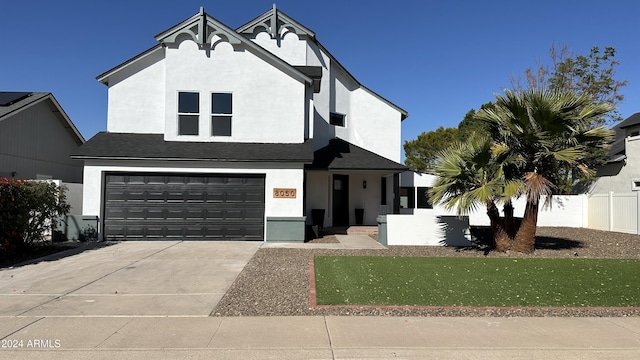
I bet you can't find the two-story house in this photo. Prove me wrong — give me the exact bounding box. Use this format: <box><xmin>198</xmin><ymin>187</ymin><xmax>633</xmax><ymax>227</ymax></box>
<box><xmin>73</xmin><ymin>6</ymin><xmax>407</xmax><ymax>241</ymax></box>
<box><xmin>590</xmin><ymin>112</ymin><xmax>640</xmax><ymax>193</ymax></box>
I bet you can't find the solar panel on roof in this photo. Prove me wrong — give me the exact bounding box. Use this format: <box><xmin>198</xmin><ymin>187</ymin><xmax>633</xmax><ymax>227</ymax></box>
<box><xmin>0</xmin><ymin>92</ymin><xmax>32</xmax><ymax>106</ymax></box>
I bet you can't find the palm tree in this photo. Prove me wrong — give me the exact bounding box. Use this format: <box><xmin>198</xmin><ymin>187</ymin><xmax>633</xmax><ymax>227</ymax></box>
<box><xmin>429</xmin><ymin>136</ymin><xmax>523</xmax><ymax>251</ymax></box>
<box><xmin>479</xmin><ymin>90</ymin><xmax>613</xmax><ymax>252</ymax></box>
<box><xmin>432</xmin><ymin>89</ymin><xmax>613</xmax><ymax>253</ymax></box>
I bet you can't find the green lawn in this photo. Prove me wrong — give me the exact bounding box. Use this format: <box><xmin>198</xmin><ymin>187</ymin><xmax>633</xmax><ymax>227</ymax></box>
<box><xmin>313</xmin><ymin>256</ymin><xmax>640</xmax><ymax>307</ymax></box>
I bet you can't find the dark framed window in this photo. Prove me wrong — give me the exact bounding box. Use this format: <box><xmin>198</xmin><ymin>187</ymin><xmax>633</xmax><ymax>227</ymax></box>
<box><xmin>330</xmin><ymin>112</ymin><xmax>345</xmax><ymax>127</ymax></box>
<box><xmin>400</xmin><ymin>187</ymin><xmax>415</xmax><ymax>209</ymax></box>
<box><xmin>212</xmin><ymin>93</ymin><xmax>232</xmax><ymax>136</ymax></box>
<box><xmin>416</xmin><ymin>187</ymin><xmax>433</xmax><ymax>209</ymax></box>
<box><xmin>178</xmin><ymin>92</ymin><xmax>199</xmax><ymax>135</ymax></box>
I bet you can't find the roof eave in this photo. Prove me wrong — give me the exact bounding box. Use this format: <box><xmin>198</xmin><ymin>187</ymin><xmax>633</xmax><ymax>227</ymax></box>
<box><xmin>98</xmin><ymin>9</ymin><xmax>312</xmax><ymax>87</ymax></box>
<box><xmin>0</xmin><ymin>93</ymin><xmax>85</xmax><ymax>145</ymax></box>
<box><xmin>71</xmin><ymin>155</ymin><xmax>313</xmax><ymax>163</ymax></box>
<box><xmin>96</xmin><ymin>45</ymin><xmax>164</xmax><ymax>85</ymax></box>
<box><xmin>46</xmin><ymin>94</ymin><xmax>86</xmax><ymax>144</ymax></box>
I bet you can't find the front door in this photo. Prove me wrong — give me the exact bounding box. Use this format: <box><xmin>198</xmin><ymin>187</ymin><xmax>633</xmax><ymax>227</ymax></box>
<box><xmin>332</xmin><ymin>174</ymin><xmax>349</xmax><ymax>226</ymax></box>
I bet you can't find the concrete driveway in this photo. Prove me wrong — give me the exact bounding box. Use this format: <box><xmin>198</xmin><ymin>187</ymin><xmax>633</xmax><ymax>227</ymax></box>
<box><xmin>2</xmin><ymin>241</ymin><xmax>640</xmax><ymax>359</ymax></box>
<box><xmin>0</xmin><ymin>241</ymin><xmax>261</xmax><ymax>317</ymax></box>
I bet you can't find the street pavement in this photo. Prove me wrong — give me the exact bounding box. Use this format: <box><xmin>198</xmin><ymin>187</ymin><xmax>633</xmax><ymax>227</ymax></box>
<box><xmin>0</xmin><ymin>240</ymin><xmax>639</xmax><ymax>359</ymax></box>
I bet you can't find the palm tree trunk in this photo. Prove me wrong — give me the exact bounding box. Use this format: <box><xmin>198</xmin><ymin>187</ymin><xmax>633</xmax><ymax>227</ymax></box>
<box><xmin>503</xmin><ymin>200</ymin><xmax>516</xmax><ymax>239</ymax></box>
<box><xmin>513</xmin><ymin>199</ymin><xmax>539</xmax><ymax>253</ymax></box>
<box><xmin>486</xmin><ymin>200</ymin><xmax>512</xmax><ymax>251</ymax></box>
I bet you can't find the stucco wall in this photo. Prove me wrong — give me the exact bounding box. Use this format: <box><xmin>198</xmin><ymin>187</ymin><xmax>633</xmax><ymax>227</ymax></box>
<box><xmin>348</xmin><ymin>88</ymin><xmax>402</xmax><ymax>162</ymax></box>
<box><xmin>249</xmin><ymin>31</ymin><xmax>307</xmax><ymax>65</ymax></box>
<box><xmin>387</xmin><ymin>211</ymin><xmax>472</xmax><ymax>246</ymax></box>
<box><xmin>306</xmin><ymin>171</ymin><xmax>389</xmax><ymax>227</ymax></box>
<box><xmin>107</xmin><ymin>48</ymin><xmax>166</xmax><ymax>134</ymax></box>
<box><xmin>305</xmin><ymin>171</ymin><xmax>330</xmax><ymax>227</ymax></box>
<box><xmin>306</xmin><ymin>42</ymin><xmax>403</xmax><ymax>160</ymax></box>
<box><xmin>591</xmin><ymin>136</ymin><xmax>640</xmax><ymax>193</ymax></box>
<box><xmin>163</xmin><ymin>38</ymin><xmax>306</xmax><ymax>143</ymax></box>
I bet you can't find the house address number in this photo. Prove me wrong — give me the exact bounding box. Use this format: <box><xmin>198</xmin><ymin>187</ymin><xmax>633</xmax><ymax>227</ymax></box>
<box><xmin>273</xmin><ymin>188</ymin><xmax>296</xmax><ymax>198</ymax></box>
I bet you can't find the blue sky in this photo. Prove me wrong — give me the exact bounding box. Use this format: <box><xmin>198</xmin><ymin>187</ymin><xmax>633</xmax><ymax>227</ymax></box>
<box><xmin>2</xmin><ymin>0</ymin><xmax>639</xmax><ymax>157</ymax></box>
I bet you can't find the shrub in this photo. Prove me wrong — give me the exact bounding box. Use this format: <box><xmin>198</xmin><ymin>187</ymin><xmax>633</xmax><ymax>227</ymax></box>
<box><xmin>0</xmin><ymin>178</ymin><xmax>70</xmax><ymax>255</ymax></box>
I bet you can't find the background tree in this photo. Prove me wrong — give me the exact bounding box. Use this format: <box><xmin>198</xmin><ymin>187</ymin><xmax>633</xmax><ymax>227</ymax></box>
<box><xmin>403</xmin><ymin>126</ymin><xmax>458</xmax><ymax>172</ymax></box>
<box><xmin>404</xmin><ymin>103</ymin><xmax>494</xmax><ymax>173</ymax></box>
<box><xmin>513</xmin><ymin>44</ymin><xmax>627</xmax><ymax>125</ymax></box>
<box><xmin>457</xmin><ymin>103</ymin><xmax>494</xmax><ymax>142</ymax></box>
<box><xmin>510</xmin><ymin>45</ymin><xmax>627</xmax><ymax>193</ymax></box>
<box><xmin>431</xmin><ymin>90</ymin><xmax>613</xmax><ymax>253</ymax></box>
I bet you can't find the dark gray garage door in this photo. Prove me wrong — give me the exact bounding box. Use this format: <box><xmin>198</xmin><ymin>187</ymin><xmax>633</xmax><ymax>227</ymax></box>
<box><xmin>103</xmin><ymin>173</ymin><xmax>265</xmax><ymax>240</ymax></box>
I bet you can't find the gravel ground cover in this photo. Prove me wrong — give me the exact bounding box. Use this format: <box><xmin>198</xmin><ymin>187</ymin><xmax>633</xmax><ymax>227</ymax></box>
<box><xmin>212</xmin><ymin>227</ymin><xmax>640</xmax><ymax>317</ymax></box>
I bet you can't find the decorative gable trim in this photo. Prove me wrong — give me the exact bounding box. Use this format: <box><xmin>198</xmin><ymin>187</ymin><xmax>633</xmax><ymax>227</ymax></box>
<box><xmin>237</xmin><ymin>6</ymin><xmax>408</xmax><ymax>121</ymax></box>
<box><xmin>237</xmin><ymin>4</ymin><xmax>316</xmax><ymax>40</ymax></box>
<box><xmin>98</xmin><ymin>8</ymin><xmax>313</xmax><ymax>87</ymax></box>
<box><xmin>154</xmin><ymin>7</ymin><xmax>242</xmax><ymax>47</ymax></box>
<box><xmin>153</xmin><ymin>7</ymin><xmax>312</xmax><ymax>86</ymax></box>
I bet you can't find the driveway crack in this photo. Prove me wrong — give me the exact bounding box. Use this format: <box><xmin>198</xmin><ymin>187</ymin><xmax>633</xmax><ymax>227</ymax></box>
<box><xmin>0</xmin><ymin>317</ymin><xmax>45</xmax><ymax>339</ymax></box>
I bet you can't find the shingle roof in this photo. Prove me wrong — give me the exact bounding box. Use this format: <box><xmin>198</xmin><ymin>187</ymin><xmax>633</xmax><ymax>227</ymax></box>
<box><xmin>72</xmin><ymin>132</ymin><xmax>314</xmax><ymax>162</ymax></box>
<box><xmin>617</xmin><ymin>113</ymin><xmax>640</xmax><ymax>130</ymax></box>
<box><xmin>308</xmin><ymin>138</ymin><xmax>407</xmax><ymax>171</ymax></box>
<box><xmin>0</xmin><ymin>92</ymin><xmax>50</xmax><ymax>118</ymax></box>
<box><xmin>604</xmin><ymin>112</ymin><xmax>640</xmax><ymax>163</ymax></box>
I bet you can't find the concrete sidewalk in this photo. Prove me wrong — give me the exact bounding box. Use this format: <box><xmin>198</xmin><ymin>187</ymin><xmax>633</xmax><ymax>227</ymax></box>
<box><xmin>1</xmin><ymin>241</ymin><xmax>640</xmax><ymax>359</ymax></box>
<box><xmin>0</xmin><ymin>316</ymin><xmax>639</xmax><ymax>359</ymax></box>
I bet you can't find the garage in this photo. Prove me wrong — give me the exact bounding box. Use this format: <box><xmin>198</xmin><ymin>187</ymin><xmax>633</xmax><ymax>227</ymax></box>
<box><xmin>103</xmin><ymin>172</ymin><xmax>265</xmax><ymax>240</ymax></box>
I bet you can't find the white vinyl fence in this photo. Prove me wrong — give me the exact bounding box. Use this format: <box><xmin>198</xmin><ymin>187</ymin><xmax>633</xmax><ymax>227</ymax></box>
<box><xmin>588</xmin><ymin>192</ymin><xmax>640</xmax><ymax>235</ymax></box>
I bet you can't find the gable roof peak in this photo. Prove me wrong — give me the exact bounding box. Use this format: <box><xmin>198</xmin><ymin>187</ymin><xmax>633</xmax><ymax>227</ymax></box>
<box><xmin>236</xmin><ymin>5</ymin><xmax>315</xmax><ymax>40</ymax></box>
<box><xmin>154</xmin><ymin>8</ymin><xmax>242</xmax><ymax>47</ymax></box>
<box><xmin>98</xmin><ymin>7</ymin><xmax>314</xmax><ymax>86</ymax></box>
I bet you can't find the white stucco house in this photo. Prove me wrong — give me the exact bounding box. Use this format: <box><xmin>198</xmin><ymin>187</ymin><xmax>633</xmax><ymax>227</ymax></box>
<box><xmin>73</xmin><ymin>7</ymin><xmax>407</xmax><ymax>241</ymax></box>
<box><xmin>590</xmin><ymin>113</ymin><xmax>640</xmax><ymax>194</ymax></box>
<box><xmin>0</xmin><ymin>92</ymin><xmax>85</xmax><ymax>183</ymax></box>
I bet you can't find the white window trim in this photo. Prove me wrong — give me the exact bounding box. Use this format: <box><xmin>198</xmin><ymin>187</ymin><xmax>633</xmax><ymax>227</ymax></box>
<box><xmin>177</xmin><ymin>91</ymin><xmax>200</xmax><ymax>136</ymax></box>
<box><xmin>210</xmin><ymin>91</ymin><xmax>233</xmax><ymax>137</ymax></box>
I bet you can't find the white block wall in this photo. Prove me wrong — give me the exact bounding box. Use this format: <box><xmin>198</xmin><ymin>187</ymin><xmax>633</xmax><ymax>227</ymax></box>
<box><xmin>468</xmin><ymin>195</ymin><xmax>588</xmax><ymax>228</ymax></box>
<box><xmin>387</xmin><ymin>210</ymin><xmax>472</xmax><ymax>246</ymax></box>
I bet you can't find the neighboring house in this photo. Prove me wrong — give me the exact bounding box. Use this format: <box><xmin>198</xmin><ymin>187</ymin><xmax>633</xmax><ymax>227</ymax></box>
<box><xmin>0</xmin><ymin>92</ymin><xmax>85</xmax><ymax>183</ymax></box>
<box><xmin>590</xmin><ymin>113</ymin><xmax>640</xmax><ymax>194</ymax></box>
<box><xmin>73</xmin><ymin>7</ymin><xmax>408</xmax><ymax>241</ymax></box>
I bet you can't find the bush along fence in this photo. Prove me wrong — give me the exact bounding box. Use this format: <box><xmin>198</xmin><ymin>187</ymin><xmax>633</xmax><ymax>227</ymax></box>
<box><xmin>0</xmin><ymin>178</ymin><xmax>70</xmax><ymax>255</ymax></box>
